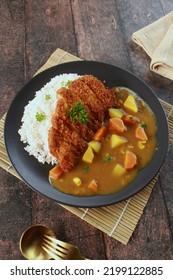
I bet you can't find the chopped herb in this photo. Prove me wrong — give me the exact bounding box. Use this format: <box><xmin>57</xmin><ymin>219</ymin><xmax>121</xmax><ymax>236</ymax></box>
<box><xmin>45</xmin><ymin>94</ymin><xmax>51</xmax><ymax>100</ymax></box>
<box><xmin>140</xmin><ymin>122</ymin><xmax>147</xmax><ymax>128</ymax></box>
<box><xmin>67</xmin><ymin>102</ymin><xmax>89</xmax><ymax>125</ymax></box>
<box><xmin>35</xmin><ymin>112</ymin><xmax>46</xmax><ymax>122</ymax></box>
<box><xmin>138</xmin><ymin>109</ymin><xmax>142</xmax><ymax>113</ymax></box>
<box><xmin>65</xmin><ymin>80</ymin><xmax>71</xmax><ymax>86</ymax></box>
<box><xmin>102</xmin><ymin>154</ymin><xmax>113</xmax><ymax>163</ymax></box>
<box><xmin>83</xmin><ymin>166</ymin><xmax>90</xmax><ymax>173</ymax></box>
<box><xmin>61</xmin><ymin>80</ymin><xmax>71</xmax><ymax>87</ymax></box>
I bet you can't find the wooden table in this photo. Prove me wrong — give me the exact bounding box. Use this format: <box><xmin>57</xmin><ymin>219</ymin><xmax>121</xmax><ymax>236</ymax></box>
<box><xmin>0</xmin><ymin>0</ymin><xmax>173</xmax><ymax>260</ymax></box>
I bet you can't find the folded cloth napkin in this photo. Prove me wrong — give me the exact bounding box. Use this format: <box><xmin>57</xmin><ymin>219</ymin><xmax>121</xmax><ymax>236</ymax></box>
<box><xmin>132</xmin><ymin>11</ymin><xmax>173</xmax><ymax>80</ymax></box>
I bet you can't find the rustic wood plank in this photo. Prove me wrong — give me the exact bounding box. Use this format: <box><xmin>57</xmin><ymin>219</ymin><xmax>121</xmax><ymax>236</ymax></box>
<box><xmin>160</xmin><ymin>0</ymin><xmax>173</xmax><ymax>14</ymax></box>
<box><xmin>0</xmin><ymin>0</ymin><xmax>25</xmax><ymax>117</ymax></box>
<box><xmin>0</xmin><ymin>169</ymin><xmax>32</xmax><ymax>259</ymax></box>
<box><xmin>71</xmin><ymin>0</ymin><xmax>131</xmax><ymax>69</ymax></box>
<box><xmin>0</xmin><ymin>0</ymin><xmax>31</xmax><ymax>260</ymax></box>
<box><xmin>159</xmin><ymin>147</ymin><xmax>173</xmax><ymax>239</ymax></box>
<box><xmin>24</xmin><ymin>0</ymin><xmax>77</xmax><ymax>79</ymax></box>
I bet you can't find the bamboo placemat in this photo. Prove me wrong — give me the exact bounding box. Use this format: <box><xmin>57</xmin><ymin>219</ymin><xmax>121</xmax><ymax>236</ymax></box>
<box><xmin>0</xmin><ymin>48</ymin><xmax>173</xmax><ymax>245</ymax></box>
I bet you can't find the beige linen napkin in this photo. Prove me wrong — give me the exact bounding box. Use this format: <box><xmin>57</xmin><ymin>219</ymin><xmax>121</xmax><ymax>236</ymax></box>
<box><xmin>132</xmin><ymin>11</ymin><xmax>173</xmax><ymax>80</ymax></box>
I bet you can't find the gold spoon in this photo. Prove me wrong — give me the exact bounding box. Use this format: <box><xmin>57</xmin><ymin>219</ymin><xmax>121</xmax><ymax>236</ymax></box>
<box><xmin>19</xmin><ymin>224</ymin><xmax>56</xmax><ymax>260</ymax></box>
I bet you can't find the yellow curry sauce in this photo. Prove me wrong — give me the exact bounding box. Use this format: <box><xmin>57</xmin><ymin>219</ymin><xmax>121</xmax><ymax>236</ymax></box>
<box><xmin>49</xmin><ymin>87</ymin><xmax>157</xmax><ymax>196</ymax></box>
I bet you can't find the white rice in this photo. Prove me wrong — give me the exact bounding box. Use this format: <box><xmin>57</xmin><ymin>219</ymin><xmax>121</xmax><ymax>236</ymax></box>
<box><xmin>18</xmin><ymin>73</ymin><xmax>80</xmax><ymax>164</ymax></box>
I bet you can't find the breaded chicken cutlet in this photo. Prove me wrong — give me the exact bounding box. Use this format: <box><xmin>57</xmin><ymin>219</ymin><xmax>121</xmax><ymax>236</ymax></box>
<box><xmin>48</xmin><ymin>75</ymin><xmax>116</xmax><ymax>172</ymax></box>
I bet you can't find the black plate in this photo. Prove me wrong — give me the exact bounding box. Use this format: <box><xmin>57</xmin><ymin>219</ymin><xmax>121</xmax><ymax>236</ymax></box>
<box><xmin>4</xmin><ymin>61</ymin><xmax>169</xmax><ymax>207</ymax></box>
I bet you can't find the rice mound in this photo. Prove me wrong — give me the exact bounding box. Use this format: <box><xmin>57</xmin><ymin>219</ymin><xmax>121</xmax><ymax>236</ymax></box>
<box><xmin>18</xmin><ymin>73</ymin><xmax>80</xmax><ymax>164</ymax></box>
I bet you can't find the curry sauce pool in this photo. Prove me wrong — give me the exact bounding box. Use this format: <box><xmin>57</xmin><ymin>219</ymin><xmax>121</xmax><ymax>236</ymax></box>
<box><xmin>49</xmin><ymin>87</ymin><xmax>157</xmax><ymax>196</ymax></box>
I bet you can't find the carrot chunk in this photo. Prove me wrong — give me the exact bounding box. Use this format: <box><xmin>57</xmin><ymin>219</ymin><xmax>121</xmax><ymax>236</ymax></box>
<box><xmin>122</xmin><ymin>114</ymin><xmax>139</xmax><ymax>125</ymax></box>
<box><xmin>88</xmin><ymin>179</ymin><xmax>98</xmax><ymax>193</ymax></box>
<box><xmin>49</xmin><ymin>165</ymin><xmax>64</xmax><ymax>180</ymax></box>
<box><xmin>135</xmin><ymin>125</ymin><xmax>148</xmax><ymax>141</ymax></box>
<box><xmin>124</xmin><ymin>150</ymin><xmax>137</xmax><ymax>170</ymax></box>
<box><xmin>93</xmin><ymin>126</ymin><xmax>107</xmax><ymax>141</ymax></box>
<box><xmin>108</xmin><ymin>118</ymin><xmax>126</xmax><ymax>134</ymax></box>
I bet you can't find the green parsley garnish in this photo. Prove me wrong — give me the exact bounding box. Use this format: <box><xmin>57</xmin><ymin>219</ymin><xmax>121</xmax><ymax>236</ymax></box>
<box><xmin>67</xmin><ymin>102</ymin><xmax>89</xmax><ymax>125</ymax></box>
<box><xmin>61</xmin><ymin>80</ymin><xmax>71</xmax><ymax>87</ymax></box>
<box><xmin>102</xmin><ymin>154</ymin><xmax>113</xmax><ymax>163</ymax></box>
<box><xmin>35</xmin><ymin>112</ymin><xmax>46</xmax><ymax>122</ymax></box>
<box><xmin>45</xmin><ymin>94</ymin><xmax>51</xmax><ymax>100</ymax></box>
<box><xmin>65</xmin><ymin>80</ymin><xmax>71</xmax><ymax>86</ymax></box>
<box><xmin>140</xmin><ymin>122</ymin><xmax>147</xmax><ymax>128</ymax></box>
<box><xmin>83</xmin><ymin>166</ymin><xmax>90</xmax><ymax>173</ymax></box>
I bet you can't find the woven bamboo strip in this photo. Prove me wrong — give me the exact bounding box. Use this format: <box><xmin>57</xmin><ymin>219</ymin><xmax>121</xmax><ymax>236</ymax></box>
<box><xmin>116</xmin><ymin>218</ymin><xmax>137</xmax><ymax>231</ymax></box>
<box><xmin>159</xmin><ymin>99</ymin><xmax>172</xmax><ymax>113</ymax></box>
<box><xmin>0</xmin><ymin>154</ymin><xmax>11</xmax><ymax>164</ymax></box>
<box><xmin>168</xmin><ymin>111</ymin><xmax>173</xmax><ymax>144</ymax></box>
<box><xmin>0</xmin><ymin>141</ymin><xmax>6</xmax><ymax>149</ymax></box>
<box><xmin>103</xmin><ymin>204</ymin><xmax>140</xmax><ymax>220</ymax></box>
<box><xmin>104</xmin><ymin>205</ymin><xmax>141</xmax><ymax>218</ymax></box>
<box><xmin>85</xmin><ymin>207</ymin><xmax>137</xmax><ymax>230</ymax></box>
<box><xmin>0</xmin><ymin>48</ymin><xmax>173</xmax><ymax>245</ymax></box>
<box><xmin>130</xmin><ymin>198</ymin><xmax>148</xmax><ymax>209</ymax></box>
<box><xmin>120</xmin><ymin>207</ymin><xmax>141</xmax><ymax>218</ymax></box>
<box><xmin>0</xmin><ymin>148</ymin><xmax>7</xmax><ymax>156</ymax></box>
<box><xmin>86</xmin><ymin>207</ymin><xmax>122</xmax><ymax>223</ymax></box>
<box><xmin>0</xmin><ymin>124</ymin><xmax>4</xmax><ymax>131</ymax></box>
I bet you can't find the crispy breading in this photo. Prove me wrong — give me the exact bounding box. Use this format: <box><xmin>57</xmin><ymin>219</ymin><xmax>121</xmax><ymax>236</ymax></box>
<box><xmin>57</xmin><ymin>88</ymin><xmax>92</xmax><ymax>140</ymax></box>
<box><xmin>57</xmin><ymin>87</ymin><xmax>100</xmax><ymax>136</ymax></box>
<box><xmin>49</xmin><ymin>128</ymin><xmax>83</xmax><ymax>172</ymax></box>
<box><xmin>49</xmin><ymin>114</ymin><xmax>87</xmax><ymax>172</ymax></box>
<box><xmin>69</xmin><ymin>80</ymin><xmax>105</xmax><ymax>123</ymax></box>
<box><xmin>79</xmin><ymin>75</ymin><xmax>116</xmax><ymax>109</ymax></box>
<box><xmin>48</xmin><ymin>75</ymin><xmax>116</xmax><ymax>172</ymax></box>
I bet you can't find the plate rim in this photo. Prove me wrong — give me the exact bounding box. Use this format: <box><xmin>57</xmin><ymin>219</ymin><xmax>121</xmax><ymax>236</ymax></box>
<box><xmin>4</xmin><ymin>60</ymin><xmax>169</xmax><ymax>207</ymax></box>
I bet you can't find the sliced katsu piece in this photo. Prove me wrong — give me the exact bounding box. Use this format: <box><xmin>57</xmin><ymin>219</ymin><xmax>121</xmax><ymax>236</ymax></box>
<box><xmin>57</xmin><ymin>87</ymin><xmax>80</xmax><ymax>108</ymax></box>
<box><xmin>49</xmin><ymin>115</ymin><xmax>87</xmax><ymax>172</ymax></box>
<box><xmin>49</xmin><ymin>127</ymin><xmax>85</xmax><ymax>172</ymax></box>
<box><xmin>57</xmin><ymin>87</ymin><xmax>101</xmax><ymax>136</ymax></box>
<box><xmin>79</xmin><ymin>75</ymin><xmax>116</xmax><ymax>109</ymax></box>
<box><xmin>68</xmin><ymin>79</ymin><xmax>105</xmax><ymax>123</ymax></box>
<box><xmin>56</xmin><ymin>88</ymin><xmax>92</xmax><ymax>140</ymax></box>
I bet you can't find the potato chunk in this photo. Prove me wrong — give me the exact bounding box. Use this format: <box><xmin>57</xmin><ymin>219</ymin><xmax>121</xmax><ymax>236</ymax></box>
<box><xmin>82</xmin><ymin>146</ymin><xmax>94</xmax><ymax>163</ymax></box>
<box><xmin>88</xmin><ymin>140</ymin><xmax>101</xmax><ymax>153</ymax></box>
<box><xmin>73</xmin><ymin>177</ymin><xmax>82</xmax><ymax>186</ymax></box>
<box><xmin>110</xmin><ymin>134</ymin><xmax>128</xmax><ymax>148</ymax></box>
<box><xmin>138</xmin><ymin>140</ymin><xmax>146</xmax><ymax>150</ymax></box>
<box><xmin>112</xmin><ymin>164</ymin><xmax>126</xmax><ymax>176</ymax></box>
<box><xmin>109</xmin><ymin>108</ymin><xmax>124</xmax><ymax>119</ymax></box>
<box><xmin>124</xmin><ymin>95</ymin><xmax>138</xmax><ymax>113</ymax></box>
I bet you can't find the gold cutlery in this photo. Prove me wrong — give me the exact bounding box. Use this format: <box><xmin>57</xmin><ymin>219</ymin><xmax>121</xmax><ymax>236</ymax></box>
<box><xmin>19</xmin><ymin>224</ymin><xmax>56</xmax><ymax>260</ymax></box>
<box><xmin>42</xmin><ymin>234</ymin><xmax>86</xmax><ymax>260</ymax></box>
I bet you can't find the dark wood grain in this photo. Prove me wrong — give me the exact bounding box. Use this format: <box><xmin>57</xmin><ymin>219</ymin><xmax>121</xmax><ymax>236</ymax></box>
<box><xmin>0</xmin><ymin>0</ymin><xmax>173</xmax><ymax>260</ymax></box>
